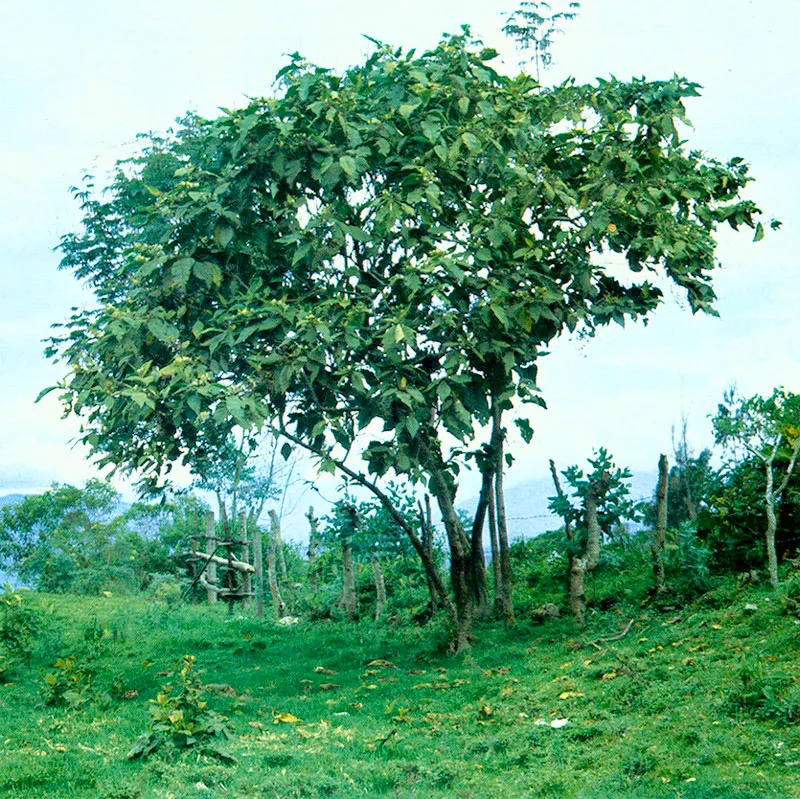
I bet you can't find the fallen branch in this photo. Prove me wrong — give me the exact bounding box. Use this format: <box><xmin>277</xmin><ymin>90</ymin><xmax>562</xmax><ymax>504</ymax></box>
<box><xmin>378</xmin><ymin>728</ymin><xmax>397</xmax><ymax>748</ymax></box>
<box><xmin>585</xmin><ymin>618</ymin><xmax>635</xmax><ymax>648</ymax></box>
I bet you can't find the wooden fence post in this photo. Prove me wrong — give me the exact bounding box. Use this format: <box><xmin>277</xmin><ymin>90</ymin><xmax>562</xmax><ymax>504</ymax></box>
<box><xmin>205</xmin><ymin>510</ymin><xmax>217</xmax><ymax>605</ymax></box>
<box><xmin>240</xmin><ymin>510</ymin><xmax>251</xmax><ymax>611</ymax></box>
<box><xmin>253</xmin><ymin>524</ymin><xmax>264</xmax><ymax>618</ymax></box>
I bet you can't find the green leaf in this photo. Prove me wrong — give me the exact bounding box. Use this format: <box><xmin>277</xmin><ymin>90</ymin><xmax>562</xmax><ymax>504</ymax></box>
<box><xmin>35</xmin><ymin>386</ymin><xmax>57</xmax><ymax>403</ymax></box>
<box><xmin>461</xmin><ymin>132</ymin><xmax>481</xmax><ymax>153</ymax></box>
<box><xmin>281</xmin><ymin>442</ymin><xmax>293</xmax><ymax>460</ymax></box>
<box><xmin>514</xmin><ymin>418</ymin><xmax>535</xmax><ymax>444</ymax></box>
<box><xmin>339</xmin><ymin>155</ymin><xmax>358</xmax><ymax>179</ymax></box>
<box><xmin>214</xmin><ymin>223</ymin><xmax>234</xmax><ymax>249</ymax></box>
<box><xmin>319</xmin><ymin>459</ymin><xmax>337</xmax><ymax>475</ymax></box>
<box><xmin>194</xmin><ymin>262</ymin><xmax>223</xmax><ymax>287</ymax></box>
<box><xmin>398</xmin><ymin>103</ymin><xmax>420</xmax><ymax>119</ymax></box>
<box><xmin>171</xmin><ymin>258</ymin><xmax>194</xmax><ymax>288</ymax></box>
<box><xmin>753</xmin><ymin>222</ymin><xmax>764</xmax><ymax>242</ymax></box>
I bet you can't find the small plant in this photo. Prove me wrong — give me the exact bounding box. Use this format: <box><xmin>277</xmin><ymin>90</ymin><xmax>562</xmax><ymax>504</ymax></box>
<box><xmin>724</xmin><ymin>659</ymin><xmax>800</xmax><ymax>725</ymax></box>
<box><xmin>779</xmin><ymin>570</ymin><xmax>800</xmax><ymax>617</ymax></box>
<box><xmin>0</xmin><ymin>586</ymin><xmax>43</xmax><ymax>669</ymax></box>
<box><xmin>127</xmin><ymin>655</ymin><xmax>232</xmax><ymax>761</ymax></box>
<box><xmin>41</xmin><ymin>657</ymin><xmax>93</xmax><ymax>709</ymax></box>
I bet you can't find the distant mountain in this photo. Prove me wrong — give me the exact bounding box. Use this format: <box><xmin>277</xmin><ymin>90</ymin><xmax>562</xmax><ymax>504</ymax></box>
<box><xmin>0</xmin><ymin>494</ymin><xmax>27</xmax><ymax>508</ymax></box>
<box><xmin>457</xmin><ymin>470</ymin><xmax>658</xmax><ymax>542</ymax></box>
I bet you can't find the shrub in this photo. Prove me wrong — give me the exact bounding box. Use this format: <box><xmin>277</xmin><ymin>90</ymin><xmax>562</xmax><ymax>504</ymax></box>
<box><xmin>724</xmin><ymin>658</ymin><xmax>800</xmax><ymax>725</ymax></box>
<box><xmin>41</xmin><ymin>657</ymin><xmax>94</xmax><ymax>709</ymax></box>
<box><xmin>127</xmin><ymin>655</ymin><xmax>232</xmax><ymax>761</ymax></box>
<box><xmin>0</xmin><ymin>586</ymin><xmax>43</xmax><ymax>668</ymax></box>
<box><xmin>663</xmin><ymin>522</ymin><xmax>714</xmax><ymax>602</ymax></box>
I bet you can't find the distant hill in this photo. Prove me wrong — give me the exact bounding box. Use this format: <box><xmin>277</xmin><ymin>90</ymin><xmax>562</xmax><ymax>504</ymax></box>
<box><xmin>0</xmin><ymin>494</ymin><xmax>28</xmax><ymax>508</ymax></box>
<box><xmin>457</xmin><ymin>470</ymin><xmax>658</xmax><ymax>542</ymax></box>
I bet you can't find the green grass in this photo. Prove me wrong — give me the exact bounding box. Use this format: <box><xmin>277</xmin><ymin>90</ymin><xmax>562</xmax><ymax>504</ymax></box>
<box><xmin>2</xmin><ymin>581</ymin><xmax>800</xmax><ymax>798</ymax></box>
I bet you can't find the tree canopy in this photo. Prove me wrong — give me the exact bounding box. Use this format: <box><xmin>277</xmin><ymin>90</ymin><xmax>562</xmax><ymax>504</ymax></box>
<box><xmin>45</xmin><ymin>29</ymin><xmax>768</xmax><ymax>647</ymax></box>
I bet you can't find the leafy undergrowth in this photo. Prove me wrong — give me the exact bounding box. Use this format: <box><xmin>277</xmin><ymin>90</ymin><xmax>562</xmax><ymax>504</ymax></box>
<box><xmin>2</xmin><ymin>582</ymin><xmax>800</xmax><ymax>798</ymax></box>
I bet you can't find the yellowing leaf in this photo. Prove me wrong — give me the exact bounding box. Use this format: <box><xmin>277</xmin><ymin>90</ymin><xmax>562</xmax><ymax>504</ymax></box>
<box><xmin>366</xmin><ymin>659</ymin><xmax>398</xmax><ymax>669</ymax></box>
<box><xmin>273</xmin><ymin>712</ymin><xmax>300</xmax><ymax>724</ymax></box>
<box><xmin>558</xmin><ymin>691</ymin><xmax>585</xmax><ymax>699</ymax></box>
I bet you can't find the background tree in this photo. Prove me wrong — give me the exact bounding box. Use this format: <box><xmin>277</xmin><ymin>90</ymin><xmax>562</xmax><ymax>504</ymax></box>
<box><xmin>503</xmin><ymin>0</ymin><xmax>580</xmax><ymax>79</ymax></box>
<box><xmin>711</xmin><ymin>387</ymin><xmax>800</xmax><ymax>588</ymax></box>
<box><xmin>548</xmin><ymin>448</ymin><xmax>641</xmax><ymax>625</ymax></box>
<box><xmin>0</xmin><ymin>480</ymin><xmax>188</xmax><ymax>594</ymax></box>
<box><xmin>45</xmin><ymin>28</ymin><xmax>769</xmax><ymax>649</ymax></box>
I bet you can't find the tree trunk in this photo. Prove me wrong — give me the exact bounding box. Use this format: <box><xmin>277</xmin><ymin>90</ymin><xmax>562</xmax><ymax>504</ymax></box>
<box><xmin>765</xmin><ymin>463</ymin><xmax>780</xmax><ymax>589</ymax></box>
<box><xmin>190</xmin><ymin>511</ymin><xmax>199</xmax><ymax>605</ymax></box>
<box><xmin>341</xmin><ymin>537</ymin><xmax>358</xmax><ymax>621</ymax></box>
<box><xmin>492</xmin><ymin>402</ymin><xmax>514</xmax><ymax>624</ymax></box>
<box><xmin>652</xmin><ymin>454</ymin><xmax>669</xmax><ymax>597</ymax></box>
<box><xmin>488</xmin><ymin>479</ymin><xmax>502</xmax><ymax>616</ymax></box>
<box><xmin>469</xmin><ymin>465</ymin><xmax>493</xmax><ymax>616</ymax></box>
<box><xmin>252</xmin><ymin>523</ymin><xmax>265</xmax><ymax>618</ymax></box>
<box><xmin>428</xmin><ymin>464</ymin><xmax>472</xmax><ymax>651</ymax></box>
<box><xmin>275</xmin><ymin>515</ymin><xmax>288</xmax><ymax>580</ymax></box>
<box><xmin>371</xmin><ymin>554</ymin><xmax>387</xmax><ymax>621</ymax></box>
<box><xmin>204</xmin><ymin>511</ymin><xmax>217</xmax><ymax>605</ymax></box>
<box><xmin>239</xmin><ymin>511</ymin><xmax>251</xmax><ymax>610</ymax></box>
<box><xmin>418</xmin><ymin>495</ymin><xmax>440</xmax><ymax>614</ymax></box>
<box><xmin>267</xmin><ymin>510</ymin><xmax>286</xmax><ymax>619</ymax></box>
<box><xmin>306</xmin><ymin>506</ymin><xmax>320</xmax><ymax>591</ymax></box>
<box><xmin>570</xmin><ymin>477</ymin><xmax>605</xmax><ymax>627</ymax></box>
<box><xmin>673</xmin><ymin>417</ymin><xmax>697</xmax><ymax>522</ymax></box>
<box><xmin>568</xmin><ymin>555</ymin><xmax>587</xmax><ymax>627</ymax></box>
<box><xmin>216</xmin><ymin>491</ymin><xmax>229</xmax><ymax>540</ymax></box>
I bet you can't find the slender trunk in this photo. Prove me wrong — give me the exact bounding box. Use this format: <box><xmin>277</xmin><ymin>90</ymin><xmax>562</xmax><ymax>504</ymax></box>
<box><xmin>568</xmin><ymin>556</ymin><xmax>587</xmax><ymax>627</ymax></box>
<box><xmin>765</xmin><ymin>462</ymin><xmax>779</xmax><ymax>589</ymax></box>
<box><xmin>570</xmin><ymin>476</ymin><xmax>606</xmax><ymax>627</ymax></box>
<box><xmin>418</xmin><ymin>496</ymin><xmax>439</xmax><ymax>613</ymax></box>
<box><xmin>428</xmin><ymin>464</ymin><xmax>472</xmax><ymax>651</ymax></box>
<box><xmin>371</xmin><ymin>555</ymin><xmax>387</xmax><ymax>621</ymax></box>
<box><xmin>492</xmin><ymin>402</ymin><xmax>514</xmax><ymax>624</ymax></box>
<box><xmin>252</xmin><ymin>523</ymin><xmax>264</xmax><ymax>618</ymax></box>
<box><xmin>469</xmin><ymin>465</ymin><xmax>493</xmax><ymax>616</ymax></box>
<box><xmin>653</xmin><ymin>454</ymin><xmax>669</xmax><ymax>597</ymax></box>
<box><xmin>239</xmin><ymin>511</ymin><xmax>251</xmax><ymax>611</ymax></box>
<box><xmin>204</xmin><ymin>511</ymin><xmax>217</xmax><ymax>605</ymax></box>
<box><xmin>488</xmin><ymin>479</ymin><xmax>502</xmax><ymax>616</ymax></box>
<box><xmin>550</xmin><ymin>458</ymin><xmax>578</xmax><ymax>618</ymax></box>
<box><xmin>189</xmin><ymin>511</ymin><xmax>198</xmax><ymax>605</ymax></box>
<box><xmin>764</xmin><ymin>436</ymin><xmax>800</xmax><ymax>590</ymax></box>
<box><xmin>275</xmin><ymin>515</ymin><xmax>288</xmax><ymax>580</ymax></box>
<box><xmin>306</xmin><ymin>506</ymin><xmax>320</xmax><ymax>592</ymax></box>
<box><xmin>267</xmin><ymin>510</ymin><xmax>286</xmax><ymax>619</ymax></box>
<box><xmin>216</xmin><ymin>491</ymin><xmax>229</xmax><ymax>541</ymax></box>
<box><xmin>341</xmin><ymin>537</ymin><xmax>358</xmax><ymax>621</ymax></box>
<box><xmin>673</xmin><ymin>418</ymin><xmax>698</xmax><ymax>522</ymax></box>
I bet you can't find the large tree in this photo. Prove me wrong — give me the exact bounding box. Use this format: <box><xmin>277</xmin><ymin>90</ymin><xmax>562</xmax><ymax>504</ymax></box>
<box><xmin>45</xmin><ymin>29</ymin><xmax>768</xmax><ymax>649</ymax></box>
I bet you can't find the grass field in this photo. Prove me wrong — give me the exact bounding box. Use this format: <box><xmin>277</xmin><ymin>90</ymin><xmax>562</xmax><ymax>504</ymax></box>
<box><xmin>2</xmin><ymin>578</ymin><xmax>800</xmax><ymax>798</ymax></box>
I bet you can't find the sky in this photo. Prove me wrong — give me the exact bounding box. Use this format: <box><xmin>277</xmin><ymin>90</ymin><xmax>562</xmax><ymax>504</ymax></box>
<box><xmin>1</xmin><ymin>0</ymin><xmax>797</xmax><ymax>522</ymax></box>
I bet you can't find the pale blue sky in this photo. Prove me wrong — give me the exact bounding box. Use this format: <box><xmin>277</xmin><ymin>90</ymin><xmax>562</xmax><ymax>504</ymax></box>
<box><xmin>1</xmin><ymin>0</ymin><xmax>797</xmax><ymax>504</ymax></box>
